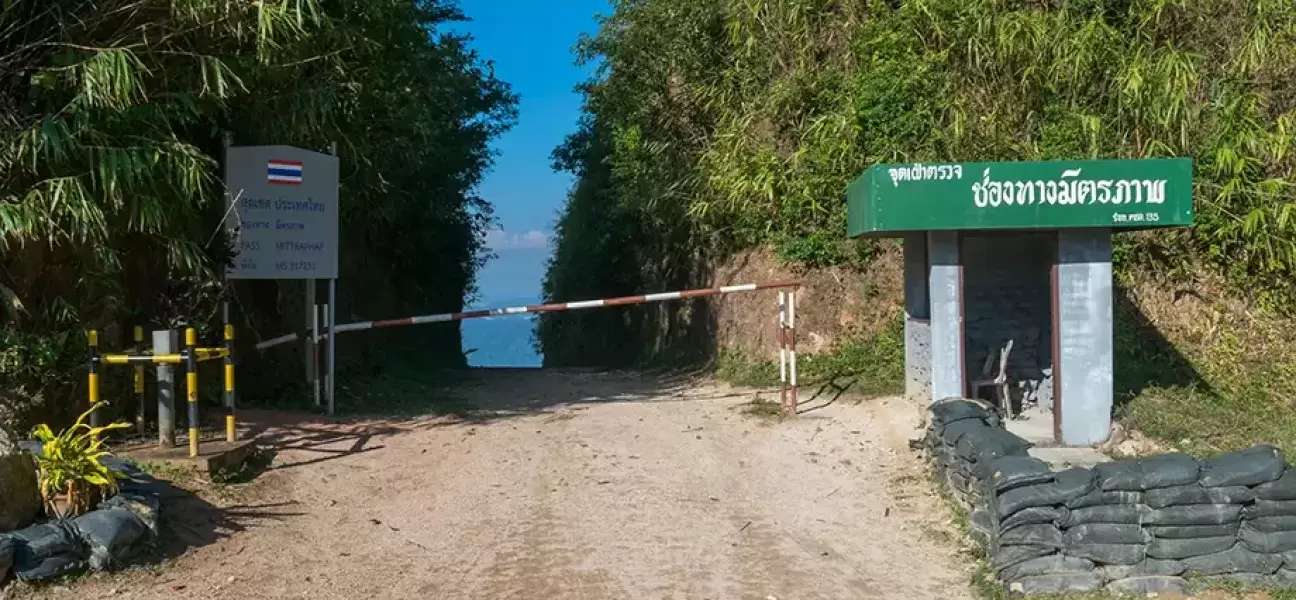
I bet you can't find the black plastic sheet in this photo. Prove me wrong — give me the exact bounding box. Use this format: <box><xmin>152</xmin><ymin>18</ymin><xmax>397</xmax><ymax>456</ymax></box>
<box><xmin>1094</xmin><ymin>453</ymin><xmax>1200</xmax><ymax>491</ymax></box>
<box><xmin>71</xmin><ymin>507</ymin><xmax>148</xmax><ymax>571</ymax></box>
<box><xmin>1198</xmin><ymin>445</ymin><xmax>1285</xmax><ymax>488</ymax></box>
<box><xmin>955</xmin><ymin>427</ymin><xmax>1032</xmax><ymax>463</ymax></box>
<box><xmin>7</xmin><ymin>521</ymin><xmax>86</xmax><ymax>582</ymax></box>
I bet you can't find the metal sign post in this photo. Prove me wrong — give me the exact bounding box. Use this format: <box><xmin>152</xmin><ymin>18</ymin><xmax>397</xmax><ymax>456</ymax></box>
<box><xmin>225</xmin><ymin>144</ymin><xmax>341</xmax><ymax>414</ymax></box>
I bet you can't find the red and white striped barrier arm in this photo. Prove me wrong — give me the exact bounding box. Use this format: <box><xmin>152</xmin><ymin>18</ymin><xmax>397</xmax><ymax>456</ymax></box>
<box><xmin>255</xmin><ymin>281</ymin><xmax>801</xmax><ymax>351</ymax></box>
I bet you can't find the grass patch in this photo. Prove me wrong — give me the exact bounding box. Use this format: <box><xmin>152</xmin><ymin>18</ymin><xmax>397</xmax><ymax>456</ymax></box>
<box><xmin>716</xmin><ymin>315</ymin><xmax>905</xmax><ymax>397</ymax></box>
<box><xmin>739</xmin><ymin>395</ymin><xmax>783</xmax><ymax>420</ymax></box>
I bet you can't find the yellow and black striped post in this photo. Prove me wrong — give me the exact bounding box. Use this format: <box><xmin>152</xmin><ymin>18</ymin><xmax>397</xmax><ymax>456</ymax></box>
<box><xmin>133</xmin><ymin>326</ymin><xmax>145</xmax><ymax>433</ymax></box>
<box><xmin>224</xmin><ymin>323</ymin><xmax>237</xmax><ymax>442</ymax></box>
<box><xmin>185</xmin><ymin>327</ymin><xmax>199</xmax><ymax>458</ymax></box>
<box><xmin>87</xmin><ymin>329</ymin><xmax>101</xmax><ymax>432</ymax></box>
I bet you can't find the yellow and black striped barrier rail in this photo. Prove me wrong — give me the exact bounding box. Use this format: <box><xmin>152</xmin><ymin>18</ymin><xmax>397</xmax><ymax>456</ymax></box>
<box><xmin>86</xmin><ymin>325</ymin><xmax>238</xmax><ymax>458</ymax></box>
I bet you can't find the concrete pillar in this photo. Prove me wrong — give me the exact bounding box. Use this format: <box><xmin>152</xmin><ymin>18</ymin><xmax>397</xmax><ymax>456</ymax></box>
<box><xmin>928</xmin><ymin>231</ymin><xmax>964</xmax><ymax>402</ymax></box>
<box><xmin>154</xmin><ymin>330</ymin><xmax>178</xmax><ymax>448</ymax></box>
<box><xmin>903</xmin><ymin>233</ymin><xmax>932</xmax><ymax>401</ymax></box>
<box><xmin>1056</xmin><ymin>229</ymin><xmax>1114</xmax><ymax>446</ymax></box>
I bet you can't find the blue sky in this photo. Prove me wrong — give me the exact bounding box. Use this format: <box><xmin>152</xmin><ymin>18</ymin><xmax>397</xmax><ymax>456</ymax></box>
<box><xmin>451</xmin><ymin>0</ymin><xmax>609</xmax><ymax>303</ymax></box>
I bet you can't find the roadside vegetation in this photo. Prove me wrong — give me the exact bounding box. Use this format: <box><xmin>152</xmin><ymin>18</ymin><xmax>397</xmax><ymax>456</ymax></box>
<box><xmin>0</xmin><ymin>0</ymin><xmax>517</xmax><ymax>433</ymax></box>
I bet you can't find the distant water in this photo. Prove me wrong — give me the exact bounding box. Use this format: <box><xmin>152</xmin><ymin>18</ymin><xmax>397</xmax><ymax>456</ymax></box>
<box><xmin>461</xmin><ymin>296</ymin><xmax>543</xmax><ymax>368</ymax></box>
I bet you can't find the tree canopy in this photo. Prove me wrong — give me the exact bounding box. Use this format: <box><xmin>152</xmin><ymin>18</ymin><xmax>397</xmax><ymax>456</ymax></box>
<box><xmin>0</xmin><ymin>0</ymin><xmax>517</xmax><ymax>426</ymax></box>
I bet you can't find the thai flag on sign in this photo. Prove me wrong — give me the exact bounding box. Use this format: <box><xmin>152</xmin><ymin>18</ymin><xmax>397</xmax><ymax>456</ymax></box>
<box><xmin>267</xmin><ymin>159</ymin><xmax>303</xmax><ymax>185</ymax></box>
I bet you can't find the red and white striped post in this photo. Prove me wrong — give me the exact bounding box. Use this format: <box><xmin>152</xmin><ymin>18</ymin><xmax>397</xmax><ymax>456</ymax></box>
<box><xmin>777</xmin><ymin>289</ymin><xmax>799</xmax><ymax>417</ymax></box>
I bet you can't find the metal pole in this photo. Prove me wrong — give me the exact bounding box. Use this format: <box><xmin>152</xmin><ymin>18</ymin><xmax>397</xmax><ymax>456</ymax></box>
<box><xmin>306</xmin><ymin>280</ymin><xmax>316</xmax><ymax>391</ymax></box>
<box><xmin>87</xmin><ymin>330</ymin><xmax>101</xmax><ymax>431</ymax></box>
<box><xmin>313</xmin><ymin>302</ymin><xmax>321</xmax><ymax>406</ymax></box>
<box><xmin>327</xmin><ymin>278</ymin><xmax>337</xmax><ymax>416</ymax></box>
<box><xmin>224</xmin><ymin>322</ymin><xmax>237</xmax><ymax>442</ymax></box>
<box><xmin>134</xmin><ymin>326</ymin><xmax>145</xmax><ymax>433</ymax></box>
<box><xmin>778</xmin><ymin>292</ymin><xmax>788</xmax><ymax>415</ymax></box>
<box><xmin>185</xmin><ymin>327</ymin><xmax>199</xmax><ymax>458</ymax></box>
<box><xmin>155</xmin><ymin>330</ymin><xmax>177</xmax><ymax>447</ymax></box>
<box><xmin>782</xmin><ymin>288</ymin><xmax>793</xmax><ymax>414</ymax></box>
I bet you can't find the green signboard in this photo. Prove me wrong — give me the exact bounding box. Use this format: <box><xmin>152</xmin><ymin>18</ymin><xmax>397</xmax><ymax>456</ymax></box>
<box><xmin>846</xmin><ymin>157</ymin><xmax>1193</xmax><ymax>237</ymax></box>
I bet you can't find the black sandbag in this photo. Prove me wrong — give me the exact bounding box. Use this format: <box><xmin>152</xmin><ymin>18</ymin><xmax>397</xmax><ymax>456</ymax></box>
<box><xmin>970</xmin><ymin>509</ymin><xmax>995</xmax><ymax>535</ymax></box>
<box><xmin>1144</xmin><ymin>484</ymin><xmax>1255</xmax><ymax>509</ymax></box>
<box><xmin>1148</xmin><ymin>523</ymin><xmax>1240</xmax><ymax>539</ymax></box>
<box><xmin>1095</xmin><ymin>453</ymin><xmax>1200</xmax><ymax>491</ymax></box>
<box><xmin>0</xmin><ymin>536</ymin><xmax>12</xmax><ymax>576</ymax></box>
<box><xmin>1255</xmin><ymin>469</ymin><xmax>1296</xmax><ymax>501</ymax></box>
<box><xmin>1066</xmin><ymin>543</ymin><xmax>1146</xmax><ymax>565</ymax></box>
<box><xmin>100</xmin><ymin>493</ymin><xmax>161</xmax><ymax>536</ymax></box>
<box><xmin>931</xmin><ymin>399</ymin><xmax>997</xmax><ymax>426</ymax></box>
<box><xmin>1146</xmin><ymin>504</ymin><xmax>1243</xmax><ymax>526</ymax></box>
<box><xmin>1059</xmin><ymin>505</ymin><xmax>1148</xmax><ymax>527</ymax></box>
<box><xmin>995</xmin><ymin>470</ymin><xmax>1095</xmax><ymax>519</ymax></box>
<box><xmin>71</xmin><ymin>507</ymin><xmax>149</xmax><ymax>571</ymax></box>
<box><xmin>1243</xmin><ymin>516</ymin><xmax>1296</xmax><ymax>533</ymax></box>
<box><xmin>1063</xmin><ymin>523</ymin><xmax>1147</xmax><ymax>546</ymax></box>
<box><xmin>940</xmin><ymin>419</ymin><xmax>991</xmax><ymax>446</ymax></box>
<box><xmin>10</xmin><ymin>522</ymin><xmax>80</xmax><ymax>558</ymax></box>
<box><xmin>1001</xmin><ymin>507</ymin><xmax>1067</xmax><ymax>531</ymax></box>
<box><xmin>1183</xmin><ymin>544</ymin><xmax>1284</xmax><ymax>575</ymax></box>
<box><xmin>1198</xmin><ymin>445</ymin><xmax>1285</xmax><ymax>488</ymax></box>
<box><xmin>1004</xmin><ymin>572</ymin><xmax>1104</xmax><ymax>595</ymax></box>
<box><xmin>1238</xmin><ymin>525</ymin><xmax>1296</xmax><ymax>553</ymax></box>
<box><xmin>999</xmin><ymin>524</ymin><xmax>1065</xmax><ymax>548</ymax></box>
<box><xmin>998</xmin><ymin>555</ymin><xmax>1095</xmax><ymax>581</ymax></box>
<box><xmin>1065</xmin><ymin>489</ymin><xmax>1143</xmax><ymax>509</ymax></box>
<box><xmin>1245</xmin><ymin>500</ymin><xmax>1296</xmax><ymax>518</ymax></box>
<box><xmin>13</xmin><ymin>552</ymin><xmax>84</xmax><ymax>582</ymax></box>
<box><xmin>1147</xmin><ymin>536</ymin><xmax>1238</xmax><ymax>560</ymax></box>
<box><xmin>978</xmin><ymin>455</ymin><xmax>1054</xmax><ymax>492</ymax></box>
<box><xmin>955</xmin><ymin>427</ymin><xmax>1032</xmax><ymax>462</ymax></box>
<box><xmin>933</xmin><ymin>401</ymin><xmax>990</xmax><ymax>425</ymax></box>
<box><xmin>1103</xmin><ymin>576</ymin><xmax>1189</xmax><ymax>595</ymax></box>
<box><xmin>1099</xmin><ymin>558</ymin><xmax>1186</xmax><ymax>580</ymax></box>
<box><xmin>990</xmin><ymin>545</ymin><xmax>1055</xmax><ymax>572</ymax></box>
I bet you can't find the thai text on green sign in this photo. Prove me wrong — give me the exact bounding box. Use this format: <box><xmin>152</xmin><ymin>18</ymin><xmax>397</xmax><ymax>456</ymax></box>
<box><xmin>847</xmin><ymin>157</ymin><xmax>1194</xmax><ymax>236</ymax></box>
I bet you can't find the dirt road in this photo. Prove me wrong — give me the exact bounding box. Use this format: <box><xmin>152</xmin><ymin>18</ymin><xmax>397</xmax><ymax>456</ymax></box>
<box><xmin>24</xmin><ymin>370</ymin><xmax>972</xmax><ymax>599</ymax></box>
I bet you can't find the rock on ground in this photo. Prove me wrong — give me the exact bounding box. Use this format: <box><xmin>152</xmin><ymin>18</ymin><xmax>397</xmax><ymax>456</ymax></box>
<box><xmin>0</xmin><ymin>423</ymin><xmax>41</xmax><ymax>532</ymax></box>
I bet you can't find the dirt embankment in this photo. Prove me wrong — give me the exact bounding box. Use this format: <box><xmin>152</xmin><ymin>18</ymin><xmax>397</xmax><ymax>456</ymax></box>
<box><xmin>708</xmin><ymin>245</ymin><xmax>904</xmax><ymax>363</ymax></box>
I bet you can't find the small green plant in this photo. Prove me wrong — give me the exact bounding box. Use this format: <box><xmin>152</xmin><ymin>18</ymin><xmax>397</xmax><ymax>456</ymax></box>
<box><xmin>30</xmin><ymin>406</ymin><xmax>130</xmax><ymax>518</ymax></box>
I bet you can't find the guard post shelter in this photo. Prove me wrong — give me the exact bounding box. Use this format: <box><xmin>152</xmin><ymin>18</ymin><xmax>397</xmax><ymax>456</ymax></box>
<box><xmin>847</xmin><ymin>158</ymin><xmax>1194</xmax><ymax>446</ymax></box>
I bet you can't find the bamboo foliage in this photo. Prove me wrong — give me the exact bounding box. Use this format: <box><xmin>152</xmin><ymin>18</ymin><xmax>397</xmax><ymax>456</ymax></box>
<box><xmin>541</xmin><ymin>0</ymin><xmax>1296</xmax><ymax>364</ymax></box>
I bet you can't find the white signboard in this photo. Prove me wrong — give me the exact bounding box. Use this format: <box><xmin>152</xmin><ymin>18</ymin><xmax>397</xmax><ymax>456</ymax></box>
<box><xmin>224</xmin><ymin>145</ymin><xmax>339</xmax><ymax>280</ymax></box>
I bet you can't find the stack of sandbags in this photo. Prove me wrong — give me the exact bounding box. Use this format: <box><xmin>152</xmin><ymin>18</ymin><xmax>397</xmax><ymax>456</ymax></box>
<box><xmin>925</xmin><ymin>399</ymin><xmax>1019</xmax><ymax>513</ymax></box>
<box><xmin>986</xmin><ymin>461</ymin><xmax>1108</xmax><ymax>595</ymax></box>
